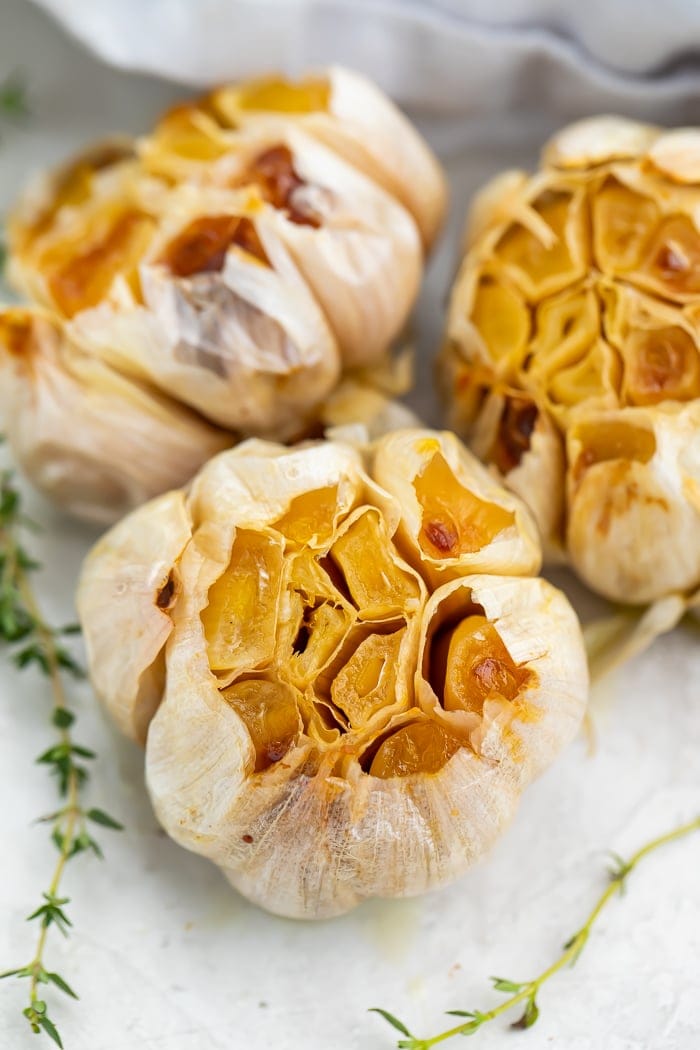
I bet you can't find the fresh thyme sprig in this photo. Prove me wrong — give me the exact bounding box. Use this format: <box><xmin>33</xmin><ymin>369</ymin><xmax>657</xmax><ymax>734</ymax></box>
<box><xmin>372</xmin><ymin>815</ymin><xmax>700</xmax><ymax>1048</ymax></box>
<box><xmin>0</xmin><ymin>72</ymin><xmax>29</xmax><ymax>123</ymax></box>
<box><xmin>0</xmin><ymin>464</ymin><xmax>123</xmax><ymax>1048</ymax></box>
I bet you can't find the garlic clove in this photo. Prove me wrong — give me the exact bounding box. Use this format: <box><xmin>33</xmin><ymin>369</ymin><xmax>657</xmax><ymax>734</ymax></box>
<box><xmin>542</xmin><ymin>115</ymin><xmax>660</xmax><ymax>170</ymax></box>
<box><xmin>204</xmin><ymin>66</ymin><xmax>447</xmax><ymax>250</ymax></box>
<box><xmin>371</xmin><ymin>428</ymin><xmax>542</xmax><ymax>584</ymax></box>
<box><xmin>70</xmin><ymin>183</ymin><xmax>342</xmax><ymax>435</ymax></box>
<box><xmin>76</xmin><ymin>490</ymin><xmax>192</xmax><ymax>743</ymax></box>
<box><xmin>566</xmin><ymin>404</ymin><xmax>700</xmax><ymax>603</ymax></box>
<box><xmin>0</xmin><ymin>307</ymin><xmax>231</xmax><ymax>524</ymax></box>
<box><xmin>415</xmin><ymin>573</ymin><xmax>588</xmax><ymax>786</ymax></box>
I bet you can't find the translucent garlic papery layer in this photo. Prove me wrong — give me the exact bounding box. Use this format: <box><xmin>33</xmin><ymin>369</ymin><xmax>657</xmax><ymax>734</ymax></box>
<box><xmin>78</xmin><ymin>428</ymin><xmax>586</xmax><ymax>918</ymax></box>
<box><xmin>2</xmin><ymin>69</ymin><xmax>446</xmax><ymax>521</ymax></box>
<box><xmin>441</xmin><ymin>117</ymin><xmax>700</xmax><ymax>602</ymax></box>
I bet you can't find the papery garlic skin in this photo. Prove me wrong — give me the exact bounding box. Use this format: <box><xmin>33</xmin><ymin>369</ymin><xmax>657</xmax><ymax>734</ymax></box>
<box><xmin>2</xmin><ymin>69</ymin><xmax>445</xmax><ymax>520</ymax></box>
<box><xmin>440</xmin><ymin>116</ymin><xmax>700</xmax><ymax>603</ymax></box>
<box><xmin>77</xmin><ymin>428</ymin><xmax>587</xmax><ymax>919</ymax></box>
<box><xmin>0</xmin><ymin>309</ymin><xmax>231</xmax><ymax>524</ymax></box>
<box><xmin>157</xmin><ymin>66</ymin><xmax>447</xmax><ymax>251</ymax></box>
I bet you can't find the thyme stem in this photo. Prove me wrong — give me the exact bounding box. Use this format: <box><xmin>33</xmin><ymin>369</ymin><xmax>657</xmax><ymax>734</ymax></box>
<box><xmin>0</xmin><ymin>465</ymin><xmax>123</xmax><ymax>1047</ymax></box>
<box><xmin>373</xmin><ymin>815</ymin><xmax>700</xmax><ymax>1049</ymax></box>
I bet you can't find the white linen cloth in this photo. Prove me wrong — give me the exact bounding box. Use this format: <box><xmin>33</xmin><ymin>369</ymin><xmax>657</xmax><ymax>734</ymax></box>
<box><xmin>31</xmin><ymin>0</ymin><xmax>700</xmax><ymax>122</ymax></box>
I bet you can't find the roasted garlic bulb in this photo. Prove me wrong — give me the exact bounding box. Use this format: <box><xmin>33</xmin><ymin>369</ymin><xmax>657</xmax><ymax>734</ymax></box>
<box><xmin>1</xmin><ymin>69</ymin><xmax>446</xmax><ymax>521</ymax></box>
<box><xmin>77</xmin><ymin>428</ymin><xmax>587</xmax><ymax>919</ymax></box>
<box><xmin>441</xmin><ymin>117</ymin><xmax>700</xmax><ymax>604</ymax></box>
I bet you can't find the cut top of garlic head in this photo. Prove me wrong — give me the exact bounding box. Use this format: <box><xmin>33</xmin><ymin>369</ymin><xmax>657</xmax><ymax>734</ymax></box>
<box><xmin>441</xmin><ymin>116</ymin><xmax>700</xmax><ymax>603</ymax></box>
<box><xmin>78</xmin><ymin>428</ymin><xmax>586</xmax><ymax>919</ymax></box>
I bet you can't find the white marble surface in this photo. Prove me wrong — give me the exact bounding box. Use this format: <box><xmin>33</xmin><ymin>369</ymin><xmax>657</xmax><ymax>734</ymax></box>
<box><xmin>1</xmin><ymin>2</ymin><xmax>699</xmax><ymax>1049</ymax></box>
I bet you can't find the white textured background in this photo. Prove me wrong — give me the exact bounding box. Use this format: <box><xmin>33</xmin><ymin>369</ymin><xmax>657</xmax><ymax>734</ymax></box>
<box><xmin>1</xmin><ymin>2</ymin><xmax>699</xmax><ymax>1048</ymax></box>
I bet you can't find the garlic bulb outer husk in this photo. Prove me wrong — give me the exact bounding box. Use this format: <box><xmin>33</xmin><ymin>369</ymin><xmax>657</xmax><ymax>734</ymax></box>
<box><xmin>0</xmin><ymin>308</ymin><xmax>232</xmax><ymax>524</ymax></box>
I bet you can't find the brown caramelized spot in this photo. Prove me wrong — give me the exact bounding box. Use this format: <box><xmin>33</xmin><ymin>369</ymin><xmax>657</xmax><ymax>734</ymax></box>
<box><xmin>0</xmin><ymin>311</ymin><xmax>35</xmax><ymax>358</ymax></box>
<box><xmin>202</xmin><ymin>531</ymin><xmax>283</xmax><ymax>672</ymax></box>
<box><xmin>432</xmin><ymin>615</ymin><xmax>529</xmax><ymax>715</ymax></box>
<box><xmin>572</xmin><ymin>420</ymin><xmax>656</xmax><ymax>483</ymax></box>
<box><xmin>249</xmin><ymin>146</ymin><xmax>321</xmax><ymax>227</ymax></box>
<box><xmin>641</xmin><ymin>217</ymin><xmax>700</xmax><ymax>297</ymax></box>
<box><xmin>156</xmin><ymin>572</ymin><xmax>177</xmax><ymax>611</ymax></box>
<box><xmin>425</xmin><ymin>521</ymin><xmax>458</xmax><ymax>552</ymax></box>
<box><xmin>161</xmin><ymin>215</ymin><xmax>268</xmax><ymax>277</ymax></box>
<box><xmin>624</xmin><ymin>327</ymin><xmax>700</xmax><ymax>405</ymax></box>
<box><xmin>45</xmin><ymin>210</ymin><xmax>155</xmax><ymax>317</ymax></box>
<box><xmin>414</xmin><ymin>452</ymin><xmax>515</xmax><ymax>559</ymax></box>
<box><xmin>272</xmin><ymin>486</ymin><xmax>339</xmax><ymax>547</ymax></box>
<box><xmin>221</xmin><ymin>679</ymin><xmax>300</xmax><ymax>772</ymax></box>
<box><xmin>370</xmin><ymin>720</ymin><xmax>464</xmax><ymax>778</ymax></box>
<box><xmin>490</xmin><ymin>396</ymin><xmax>539</xmax><ymax>474</ymax></box>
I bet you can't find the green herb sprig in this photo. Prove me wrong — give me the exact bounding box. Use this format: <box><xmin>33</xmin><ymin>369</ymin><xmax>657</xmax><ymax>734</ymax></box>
<box><xmin>0</xmin><ymin>464</ymin><xmax>123</xmax><ymax>1047</ymax></box>
<box><xmin>0</xmin><ymin>73</ymin><xmax>29</xmax><ymax>122</ymax></box>
<box><xmin>372</xmin><ymin>814</ymin><xmax>700</xmax><ymax>1048</ymax></box>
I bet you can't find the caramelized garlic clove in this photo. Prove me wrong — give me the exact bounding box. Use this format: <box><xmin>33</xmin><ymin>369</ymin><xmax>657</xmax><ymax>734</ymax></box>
<box><xmin>372</xmin><ymin>428</ymin><xmax>541</xmax><ymax>583</ymax></box>
<box><xmin>566</xmin><ymin>406</ymin><xmax>700</xmax><ymax>603</ymax></box>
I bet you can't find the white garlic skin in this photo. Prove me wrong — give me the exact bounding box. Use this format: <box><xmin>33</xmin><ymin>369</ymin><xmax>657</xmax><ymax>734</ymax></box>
<box><xmin>0</xmin><ymin>310</ymin><xmax>231</xmax><ymax>524</ymax></box>
<box><xmin>78</xmin><ymin>429</ymin><xmax>587</xmax><ymax>919</ymax></box>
